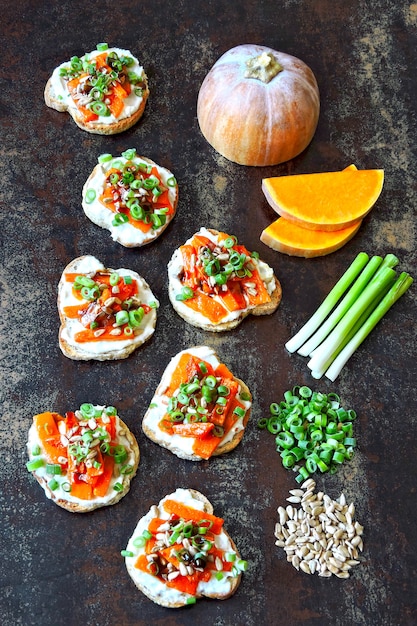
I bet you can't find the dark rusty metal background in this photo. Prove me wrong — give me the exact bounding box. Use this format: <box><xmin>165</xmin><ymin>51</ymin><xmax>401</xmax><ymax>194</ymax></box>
<box><xmin>1</xmin><ymin>1</ymin><xmax>416</xmax><ymax>625</ymax></box>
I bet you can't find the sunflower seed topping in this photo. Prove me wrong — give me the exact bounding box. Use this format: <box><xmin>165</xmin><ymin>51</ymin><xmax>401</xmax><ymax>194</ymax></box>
<box><xmin>274</xmin><ymin>479</ymin><xmax>364</xmax><ymax>578</ymax></box>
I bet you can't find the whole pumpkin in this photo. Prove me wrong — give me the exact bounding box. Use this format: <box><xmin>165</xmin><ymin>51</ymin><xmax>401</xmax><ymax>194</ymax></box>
<box><xmin>197</xmin><ymin>44</ymin><xmax>320</xmax><ymax>166</ymax></box>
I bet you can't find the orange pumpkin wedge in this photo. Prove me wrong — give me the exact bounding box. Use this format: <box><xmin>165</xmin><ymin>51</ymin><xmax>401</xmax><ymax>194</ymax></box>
<box><xmin>260</xmin><ymin>165</ymin><xmax>363</xmax><ymax>256</ymax></box>
<box><xmin>262</xmin><ymin>168</ymin><xmax>384</xmax><ymax>231</ymax></box>
<box><xmin>260</xmin><ymin>217</ymin><xmax>362</xmax><ymax>257</ymax></box>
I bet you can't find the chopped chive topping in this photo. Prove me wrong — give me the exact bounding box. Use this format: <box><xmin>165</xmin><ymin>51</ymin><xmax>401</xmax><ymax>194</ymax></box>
<box><xmin>26</xmin><ymin>458</ymin><xmax>44</xmax><ymax>471</ymax></box>
<box><xmin>121</xmin><ymin>148</ymin><xmax>137</xmax><ymax>160</ymax></box>
<box><xmin>96</xmin><ymin>42</ymin><xmax>109</xmax><ymax>51</ymax></box>
<box><xmin>115</xmin><ymin>310</ymin><xmax>129</xmax><ymax>326</ymax></box>
<box><xmin>80</xmin><ymin>403</ymin><xmax>96</xmax><ymax>418</ymax></box>
<box><xmin>113</xmin><ymin>445</ymin><xmax>127</xmax><ymax>464</ymax></box>
<box><xmin>236</xmin><ymin>559</ymin><xmax>248</xmax><ymax>571</ymax></box>
<box><xmin>89</xmin><ymin>101</ymin><xmax>110</xmax><ymax>116</ymax></box>
<box><xmin>48</xmin><ymin>478</ymin><xmax>59</xmax><ymax>491</ymax></box>
<box><xmin>223</xmin><ymin>236</ymin><xmax>236</xmax><ymax>248</ymax></box>
<box><xmin>120</xmin><ymin>550</ymin><xmax>134</xmax><ymax>558</ymax></box>
<box><xmin>74</xmin><ymin>275</ymin><xmax>96</xmax><ymax>288</ymax></box>
<box><xmin>98</xmin><ymin>153</ymin><xmax>113</xmax><ymax>163</ymax></box>
<box><xmin>129</xmin><ymin>307</ymin><xmax>144</xmax><ymax>327</ymax></box>
<box><xmin>176</xmin><ymin>286</ymin><xmax>194</xmax><ymax>301</ymax></box>
<box><xmin>132</xmin><ymin>535</ymin><xmax>146</xmax><ymax>548</ymax></box>
<box><xmin>233</xmin><ymin>406</ymin><xmax>246</xmax><ymax>418</ymax></box>
<box><xmin>109</xmin><ymin>272</ymin><xmax>119</xmax><ymax>286</ymax></box>
<box><xmin>112</xmin><ymin>213</ymin><xmax>129</xmax><ymax>226</ymax></box>
<box><xmin>142</xmin><ymin>529</ymin><xmax>153</xmax><ymax>540</ymax></box>
<box><xmin>85</xmin><ymin>189</ymin><xmax>96</xmax><ymax>203</ymax></box>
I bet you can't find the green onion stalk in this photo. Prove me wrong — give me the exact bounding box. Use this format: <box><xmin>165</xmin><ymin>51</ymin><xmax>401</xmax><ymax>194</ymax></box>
<box><xmin>297</xmin><ymin>255</ymin><xmax>389</xmax><ymax>357</ymax></box>
<box><xmin>285</xmin><ymin>252</ymin><xmax>370</xmax><ymax>353</ymax></box>
<box><xmin>286</xmin><ymin>252</ymin><xmax>412</xmax><ymax>381</ymax></box>
<box><xmin>324</xmin><ymin>271</ymin><xmax>413</xmax><ymax>381</ymax></box>
<box><xmin>299</xmin><ymin>253</ymin><xmax>400</xmax><ymax>359</ymax></box>
<box><xmin>307</xmin><ymin>266</ymin><xmax>397</xmax><ymax>376</ymax></box>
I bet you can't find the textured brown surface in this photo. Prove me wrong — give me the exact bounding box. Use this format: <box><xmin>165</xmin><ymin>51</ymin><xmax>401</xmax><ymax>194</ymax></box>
<box><xmin>1</xmin><ymin>1</ymin><xmax>416</xmax><ymax>625</ymax></box>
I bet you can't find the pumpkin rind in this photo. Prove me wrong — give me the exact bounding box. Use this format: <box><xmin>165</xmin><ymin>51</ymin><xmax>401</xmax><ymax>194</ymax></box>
<box><xmin>197</xmin><ymin>44</ymin><xmax>320</xmax><ymax>166</ymax></box>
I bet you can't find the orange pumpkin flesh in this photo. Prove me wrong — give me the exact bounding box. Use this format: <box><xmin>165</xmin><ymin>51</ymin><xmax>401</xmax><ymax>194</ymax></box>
<box><xmin>197</xmin><ymin>44</ymin><xmax>320</xmax><ymax>166</ymax></box>
<box><xmin>262</xmin><ymin>168</ymin><xmax>384</xmax><ymax>231</ymax></box>
<box><xmin>260</xmin><ymin>217</ymin><xmax>362</xmax><ymax>257</ymax></box>
<box><xmin>260</xmin><ymin>164</ymin><xmax>365</xmax><ymax>257</ymax></box>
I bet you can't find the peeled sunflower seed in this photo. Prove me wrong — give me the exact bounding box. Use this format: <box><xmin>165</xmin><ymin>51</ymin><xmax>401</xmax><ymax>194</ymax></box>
<box><xmin>274</xmin><ymin>479</ymin><xmax>364</xmax><ymax>579</ymax></box>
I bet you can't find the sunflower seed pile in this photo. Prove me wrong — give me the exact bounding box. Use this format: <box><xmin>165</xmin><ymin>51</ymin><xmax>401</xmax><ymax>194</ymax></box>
<box><xmin>274</xmin><ymin>478</ymin><xmax>364</xmax><ymax>578</ymax></box>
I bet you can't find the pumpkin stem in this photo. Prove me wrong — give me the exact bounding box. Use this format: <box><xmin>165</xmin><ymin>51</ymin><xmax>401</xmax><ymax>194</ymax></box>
<box><xmin>244</xmin><ymin>51</ymin><xmax>283</xmax><ymax>84</ymax></box>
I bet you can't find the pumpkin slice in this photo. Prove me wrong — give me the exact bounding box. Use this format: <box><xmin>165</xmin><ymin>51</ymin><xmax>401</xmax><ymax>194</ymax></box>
<box><xmin>260</xmin><ymin>165</ymin><xmax>363</xmax><ymax>256</ymax></box>
<box><xmin>262</xmin><ymin>168</ymin><xmax>384</xmax><ymax>231</ymax></box>
<box><xmin>260</xmin><ymin>217</ymin><xmax>362</xmax><ymax>257</ymax></box>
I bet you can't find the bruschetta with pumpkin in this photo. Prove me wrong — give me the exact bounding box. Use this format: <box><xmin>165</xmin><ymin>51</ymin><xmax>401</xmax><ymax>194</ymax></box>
<box><xmin>82</xmin><ymin>149</ymin><xmax>178</xmax><ymax>247</ymax></box>
<box><xmin>26</xmin><ymin>404</ymin><xmax>139</xmax><ymax>512</ymax></box>
<box><xmin>44</xmin><ymin>43</ymin><xmax>149</xmax><ymax>134</ymax></box>
<box><xmin>57</xmin><ymin>255</ymin><xmax>158</xmax><ymax>361</ymax></box>
<box><xmin>123</xmin><ymin>488</ymin><xmax>247</xmax><ymax>607</ymax></box>
<box><xmin>167</xmin><ymin>227</ymin><xmax>281</xmax><ymax>331</ymax></box>
<box><xmin>142</xmin><ymin>346</ymin><xmax>252</xmax><ymax>461</ymax></box>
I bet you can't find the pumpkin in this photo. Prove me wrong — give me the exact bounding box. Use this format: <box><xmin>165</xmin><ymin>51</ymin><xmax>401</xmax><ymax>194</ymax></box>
<box><xmin>260</xmin><ymin>217</ymin><xmax>362</xmax><ymax>258</ymax></box>
<box><xmin>262</xmin><ymin>167</ymin><xmax>384</xmax><ymax>231</ymax></box>
<box><xmin>197</xmin><ymin>44</ymin><xmax>320</xmax><ymax>166</ymax></box>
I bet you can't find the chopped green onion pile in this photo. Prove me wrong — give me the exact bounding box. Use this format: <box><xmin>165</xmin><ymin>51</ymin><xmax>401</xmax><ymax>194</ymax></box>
<box><xmin>258</xmin><ymin>386</ymin><xmax>357</xmax><ymax>483</ymax></box>
<box><xmin>285</xmin><ymin>252</ymin><xmax>413</xmax><ymax>380</ymax></box>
